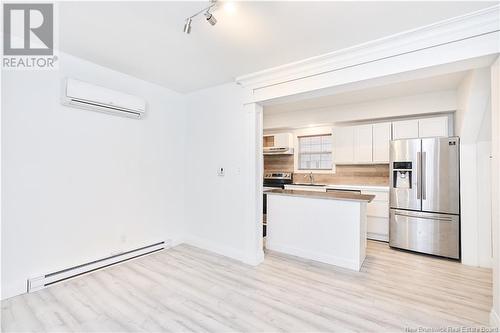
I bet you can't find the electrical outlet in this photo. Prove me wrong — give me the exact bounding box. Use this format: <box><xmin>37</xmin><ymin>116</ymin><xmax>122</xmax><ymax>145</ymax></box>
<box><xmin>217</xmin><ymin>167</ymin><xmax>225</xmax><ymax>176</ymax></box>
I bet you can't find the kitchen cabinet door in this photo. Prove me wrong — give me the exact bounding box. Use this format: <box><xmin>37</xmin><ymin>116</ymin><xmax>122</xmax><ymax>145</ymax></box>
<box><xmin>363</xmin><ymin>190</ymin><xmax>390</xmax><ymax>242</ymax></box>
<box><xmin>333</xmin><ymin>126</ymin><xmax>355</xmax><ymax>164</ymax></box>
<box><xmin>273</xmin><ymin>133</ymin><xmax>293</xmax><ymax>147</ymax></box>
<box><xmin>354</xmin><ymin>124</ymin><xmax>373</xmax><ymax>163</ymax></box>
<box><xmin>418</xmin><ymin>116</ymin><xmax>449</xmax><ymax>138</ymax></box>
<box><xmin>372</xmin><ymin>122</ymin><xmax>391</xmax><ymax>163</ymax></box>
<box><xmin>392</xmin><ymin>120</ymin><xmax>419</xmax><ymax>140</ymax></box>
<box><xmin>367</xmin><ymin>217</ymin><xmax>389</xmax><ymax>241</ymax></box>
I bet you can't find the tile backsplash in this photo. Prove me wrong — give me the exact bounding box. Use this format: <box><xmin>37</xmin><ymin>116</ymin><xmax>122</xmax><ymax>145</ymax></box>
<box><xmin>264</xmin><ymin>155</ymin><xmax>294</xmax><ymax>172</ymax></box>
<box><xmin>264</xmin><ymin>155</ymin><xmax>389</xmax><ymax>186</ymax></box>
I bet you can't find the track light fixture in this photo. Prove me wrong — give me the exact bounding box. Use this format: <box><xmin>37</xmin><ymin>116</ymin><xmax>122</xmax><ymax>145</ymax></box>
<box><xmin>183</xmin><ymin>18</ymin><xmax>192</xmax><ymax>34</ymax></box>
<box><xmin>183</xmin><ymin>0</ymin><xmax>218</xmax><ymax>34</ymax></box>
<box><xmin>204</xmin><ymin>12</ymin><xmax>217</xmax><ymax>26</ymax></box>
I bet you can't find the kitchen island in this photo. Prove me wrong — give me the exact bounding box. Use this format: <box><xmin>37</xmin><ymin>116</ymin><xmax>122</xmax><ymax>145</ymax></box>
<box><xmin>265</xmin><ymin>189</ymin><xmax>375</xmax><ymax>271</ymax></box>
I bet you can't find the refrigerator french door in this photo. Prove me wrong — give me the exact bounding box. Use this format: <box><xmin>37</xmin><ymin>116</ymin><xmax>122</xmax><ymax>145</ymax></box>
<box><xmin>389</xmin><ymin>137</ymin><xmax>460</xmax><ymax>259</ymax></box>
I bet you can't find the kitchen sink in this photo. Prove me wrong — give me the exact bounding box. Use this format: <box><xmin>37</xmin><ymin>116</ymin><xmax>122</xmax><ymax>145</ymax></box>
<box><xmin>291</xmin><ymin>183</ymin><xmax>327</xmax><ymax>187</ymax></box>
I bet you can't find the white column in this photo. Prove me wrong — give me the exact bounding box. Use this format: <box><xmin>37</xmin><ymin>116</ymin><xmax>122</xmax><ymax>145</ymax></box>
<box><xmin>243</xmin><ymin>102</ymin><xmax>264</xmax><ymax>265</ymax></box>
<box><xmin>490</xmin><ymin>56</ymin><xmax>500</xmax><ymax>328</ymax></box>
<box><xmin>456</xmin><ymin>68</ymin><xmax>492</xmax><ymax>267</ymax></box>
<box><xmin>460</xmin><ymin>144</ymin><xmax>479</xmax><ymax>266</ymax></box>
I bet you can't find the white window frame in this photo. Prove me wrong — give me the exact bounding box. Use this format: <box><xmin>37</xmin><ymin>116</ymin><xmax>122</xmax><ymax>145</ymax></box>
<box><xmin>293</xmin><ymin>128</ymin><xmax>335</xmax><ymax>174</ymax></box>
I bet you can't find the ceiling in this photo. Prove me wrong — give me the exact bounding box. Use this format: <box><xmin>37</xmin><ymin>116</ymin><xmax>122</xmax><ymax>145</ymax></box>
<box><xmin>264</xmin><ymin>71</ymin><xmax>468</xmax><ymax>115</ymax></box>
<box><xmin>59</xmin><ymin>1</ymin><xmax>496</xmax><ymax>93</ymax></box>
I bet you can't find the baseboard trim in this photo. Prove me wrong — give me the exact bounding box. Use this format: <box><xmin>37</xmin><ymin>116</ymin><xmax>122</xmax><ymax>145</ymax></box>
<box><xmin>169</xmin><ymin>236</ymin><xmax>185</xmax><ymax>247</ymax></box>
<box><xmin>242</xmin><ymin>250</ymin><xmax>265</xmax><ymax>266</ymax></box>
<box><xmin>491</xmin><ymin>309</ymin><xmax>500</xmax><ymax>328</ymax></box>
<box><xmin>367</xmin><ymin>232</ymin><xmax>389</xmax><ymax>242</ymax></box>
<box><xmin>267</xmin><ymin>242</ymin><xmax>361</xmax><ymax>271</ymax></box>
<box><xmin>183</xmin><ymin>235</ymin><xmax>247</xmax><ymax>263</ymax></box>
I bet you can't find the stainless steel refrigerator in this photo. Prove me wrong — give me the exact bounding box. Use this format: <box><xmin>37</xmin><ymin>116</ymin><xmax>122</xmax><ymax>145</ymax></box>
<box><xmin>389</xmin><ymin>137</ymin><xmax>460</xmax><ymax>259</ymax></box>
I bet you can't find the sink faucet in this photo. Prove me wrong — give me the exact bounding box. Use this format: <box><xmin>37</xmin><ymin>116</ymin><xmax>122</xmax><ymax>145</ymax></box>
<box><xmin>305</xmin><ymin>172</ymin><xmax>314</xmax><ymax>184</ymax></box>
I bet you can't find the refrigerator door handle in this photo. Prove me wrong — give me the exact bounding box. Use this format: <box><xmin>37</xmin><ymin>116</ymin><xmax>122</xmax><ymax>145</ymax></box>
<box><xmin>422</xmin><ymin>151</ymin><xmax>426</xmax><ymax>200</ymax></box>
<box><xmin>394</xmin><ymin>211</ymin><xmax>454</xmax><ymax>222</ymax></box>
<box><xmin>416</xmin><ymin>152</ymin><xmax>421</xmax><ymax>199</ymax></box>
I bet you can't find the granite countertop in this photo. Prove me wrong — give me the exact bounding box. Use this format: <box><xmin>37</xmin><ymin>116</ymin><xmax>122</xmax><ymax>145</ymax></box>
<box><xmin>265</xmin><ymin>189</ymin><xmax>375</xmax><ymax>202</ymax></box>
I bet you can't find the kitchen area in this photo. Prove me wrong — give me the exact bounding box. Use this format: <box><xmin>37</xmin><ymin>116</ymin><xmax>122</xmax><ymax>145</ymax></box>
<box><xmin>261</xmin><ymin>81</ymin><xmax>465</xmax><ymax>271</ymax></box>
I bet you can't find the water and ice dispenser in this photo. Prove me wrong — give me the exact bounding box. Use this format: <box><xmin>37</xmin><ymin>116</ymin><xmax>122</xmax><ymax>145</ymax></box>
<box><xmin>392</xmin><ymin>162</ymin><xmax>412</xmax><ymax>189</ymax></box>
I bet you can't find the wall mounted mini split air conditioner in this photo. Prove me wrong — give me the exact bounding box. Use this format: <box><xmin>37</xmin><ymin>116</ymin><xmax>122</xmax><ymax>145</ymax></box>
<box><xmin>62</xmin><ymin>78</ymin><xmax>147</xmax><ymax>119</ymax></box>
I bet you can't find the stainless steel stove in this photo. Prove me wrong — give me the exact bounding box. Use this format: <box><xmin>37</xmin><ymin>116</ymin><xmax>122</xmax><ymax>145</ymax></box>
<box><xmin>263</xmin><ymin>172</ymin><xmax>293</xmax><ymax>189</ymax></box>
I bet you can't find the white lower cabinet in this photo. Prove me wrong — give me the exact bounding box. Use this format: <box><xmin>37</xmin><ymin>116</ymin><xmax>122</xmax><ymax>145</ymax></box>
<box><xmin>366</xmin><ymin>216</ymin><xmax>389</xmax><ymax>242</ymax></box>
<box><xmin>361</xmin><ymin>190</ymin><xmax>389</xmax><ymax>241</ymax></box>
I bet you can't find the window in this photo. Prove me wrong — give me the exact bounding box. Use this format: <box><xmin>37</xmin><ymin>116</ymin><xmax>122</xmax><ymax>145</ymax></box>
<box><xmin>298</xmin><ymin>134</ymin><xmax>333</xmax><ymax>170</ymax></box>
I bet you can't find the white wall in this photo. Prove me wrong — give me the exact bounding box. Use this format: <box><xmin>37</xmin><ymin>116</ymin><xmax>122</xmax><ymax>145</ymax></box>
<box><xmin>264</xmin><ymin>90</ymin><xmax>456</xmax><ymax>130</ymax></box>
<box><xmin>184</xmin><ymin>83</ymin><xmax>250</xmax><ymax>262</ymax></box>
<box><xmin>456</xmin><ymin>68</ymin><xmax>492</xmax><ymax>268</ymax></box>
<box><xmin>456</xmin><ymin>68</ymin><xmax>492</xmax><ymax>142</ymax></box>
<box><xmin>1</xmin><ymin>53</ymin><xmax>186</xmax><ymax>299</ymax></box>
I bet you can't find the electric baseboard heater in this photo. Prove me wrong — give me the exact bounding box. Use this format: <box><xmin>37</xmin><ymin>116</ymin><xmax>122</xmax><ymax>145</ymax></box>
<box><xmin>27</xmin><ymin>241</ymin><xmax>167</xmax><ymax>293</ymax></box>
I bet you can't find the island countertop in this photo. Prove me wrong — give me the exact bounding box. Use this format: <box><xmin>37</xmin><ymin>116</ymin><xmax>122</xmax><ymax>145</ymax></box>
<box><xmin>265</xmin><ymin>189</ymin><xmax>375</xmax><ymax>202</ymax></box>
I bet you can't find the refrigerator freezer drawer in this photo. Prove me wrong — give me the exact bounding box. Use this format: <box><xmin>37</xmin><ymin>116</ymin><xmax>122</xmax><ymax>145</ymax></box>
<box><xmin>389</xmin><ymin>209</ymin><xmax>459</xmax><ymax>259</ymax></box>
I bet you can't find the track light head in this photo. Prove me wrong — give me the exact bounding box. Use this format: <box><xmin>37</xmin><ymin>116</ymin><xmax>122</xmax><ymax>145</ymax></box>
<box><xmin>183</xmin><ymin>18</ymin><xmax>192</xmax><ymax>34</ymax></box>
<box><xmin>183</xmin><ymin>0</ymin><xmax>219</xmax><ymax>34</ymax></box>
<box><xmin>204</xmin><ymin>12</ymin><xmax>217</xmax><ymax>26</ymax></box>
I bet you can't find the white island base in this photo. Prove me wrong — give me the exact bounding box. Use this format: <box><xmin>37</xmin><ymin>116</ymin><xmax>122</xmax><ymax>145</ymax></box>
<box><xmin>266</xmin><ymin>191</ymin><xmax>371</xmax><ymax>271</ymax></box>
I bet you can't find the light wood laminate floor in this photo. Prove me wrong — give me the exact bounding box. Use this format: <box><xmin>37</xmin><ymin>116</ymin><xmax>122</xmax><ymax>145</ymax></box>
<box><xmin>1</xmin><ymin>241</ymin><xmax>492</xmax><ymax>332</ymax></box>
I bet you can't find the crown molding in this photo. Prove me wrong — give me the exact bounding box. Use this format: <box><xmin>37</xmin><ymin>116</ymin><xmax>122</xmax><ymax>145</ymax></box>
<box><xmin>235</xmin><ymin>5</ymin><xmax>500</xmax><ymax>90</ymax></box>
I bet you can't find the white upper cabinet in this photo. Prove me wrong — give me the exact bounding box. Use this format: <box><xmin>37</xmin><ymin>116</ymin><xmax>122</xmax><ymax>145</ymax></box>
<box><xmin>271</xmin><ymin>133</ymin><xmax>293</xmax><ymax>147</ymax></box>
<box><xmin>393</xmin><ymin>116</ymin><xmax>449</xmax><ymax>140</ymax></box>
<box><xmin>334</xmin><ymin>124</ymin><xmax>384</xmax><ymax>164</ymax></box>
<box><xmin>354</xmin><ymin>124</ymin><xmax>373</xmax><ymax>163</ymax></box>
<box><xmin>333</xmin><ymin>126</ymin><xmax>355</xmax><ymax>164</ymax></box>
<box><xmin>334</xmin><ymin>116</ymin><xmax>450</xmax><ymax>165</ymax></box>
<box><xmin>418</xmin><ymin>116</ymin><xmax>449</xmax><ymax>138</ymax></box>
<box><xmin>392</xmin><ymin>120</ymin><xmax>419</xmax><ymax>140</ymax></box>
<box><xmin>372</xmin><ymin>122</ymin><xmax>391</xmax><ymax>163</ymax></box>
